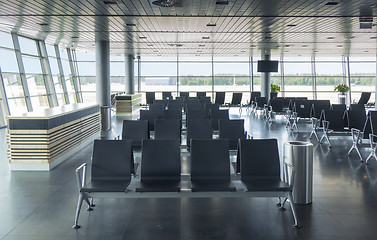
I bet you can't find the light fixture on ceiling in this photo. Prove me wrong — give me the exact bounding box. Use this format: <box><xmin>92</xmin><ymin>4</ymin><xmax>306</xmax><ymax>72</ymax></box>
<box><xmin>285</xmin><ymin>45</ymin><xmax>290</xmax><ymax>47</ymax></box>
<box><xmin>39</xmin><ymin>23</ymin><xmax>49</xmax><ymax>26</ymax></box>
<box><xmin>139</xmin><ymin>36</ymin><xmax>147</xmax><ymax>39</ymax></box>
<box><xmin>365</xmin><ymin>50</ymin><xmax>370</xmax><ymax>52</ymax></box>
<box><xmin>202</xmin><ymin>36</ymin><xmax>210</xmax><ymax>39</ymax></box>
<box><xmin>337</xmin><ymin>45</ymin><xmax>342</xmax><ymax>47</ymax></box>
<box><xmin>287</xmin><ymin>24</ymin><xmax>297</xmax><ymax>27</ymax></box>
<box><xmin>302</xmin><ymin>45</ymin><xmax>308</xmax><ymax>47</ymax></box>
<box><xmin>199</xmin><ymin>44</ymin><xmax>205</xmax><ymax>47</ymax></box>
<box><xmin>241</xmin><ymin>50</ymin><xmax>246</xmax><ymax>52</ymax></box>
<box><xmin>126</xmin><ymin>23</ymin><xmax>136</xmax><ymax>27</ymax></box>
<box><xmin>151</xmin><ymin>0</ymin><xmax>181</xmax><ymax>7</ymax></box>
<box><xmin>371</xmin><ymin>37</ymin><xmax>377</xmax><ymax>39</ymax></box>
<box><xmin>215</xmin><ymin>0</ymin><xmax>229</xmax><ymax>5</ymax></box>
<box><xmin>103</xmin><ymin>0</ymin><xmax>118</xmax><ymax>4</ymax></box>
<box><xmin>327</xmin><ymin>37</ymin><xmax>335</xmax><ymax>40</ymax></box>
<box><xmin>71</xmin><ymin>36</ymin><xmax>79</xmax><ymax>39</ymax></box>
<box><xmin>207</xmin><ymin>23</ymin><xmax>216</xmax><ymax>27</ymax></box>
<box><xmin>325</xmin><ymin>2</ymin><xmax>339</xmax><ymax>6</ymax></box>
<box><xmin>147</xmin><ymin>44</ymin><xmax>154</xmax><ymax>46</ymax></box>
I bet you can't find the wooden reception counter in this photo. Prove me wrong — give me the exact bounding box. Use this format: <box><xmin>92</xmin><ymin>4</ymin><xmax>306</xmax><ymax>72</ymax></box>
<box><xmin>7</xmin><ymin>103</ymin><xmax>100</xmax><ymax>171</ymax></box>
<box><xmin>115</xmin><ymin>94</ymin><xmax>142</xmax><ymax>114</ymax></box>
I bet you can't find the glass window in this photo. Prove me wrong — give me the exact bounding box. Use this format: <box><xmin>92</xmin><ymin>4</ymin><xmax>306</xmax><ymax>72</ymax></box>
<box><xmin>45</xmin><ymin>44</ymin><xmax>56</xmax><ymax>57</ymax></box>
<box><xmin>26</xmin><ymin>75</ymin><xmax>47</xmax><ymax>96</ymax></box>
<box><xmin>56</xmin><ymin>93</ymin><xmax>65</xmax><ymax>105</ymax></box>
<box><xmin>60</xmin><ymin>48</ymin><xmax>69</xmax><ymax>60</ymax></box>
<box><xmin>18</xmin><ymin>36</ymin><xmax>38</xmax><ymax>56</ymax></box>
<box><xmin>179</xmin><ymin>62</ymin><xmax>211</xmax><ymax>76</ymax></box>
<box><xmin>53</xmin><ymin>76</ymin><xmax>63</xmax><ymax>94</ymax></box>
<box><xmin>62</xmin><ymin>59</ymin><xmax>71</xmax><ymax>76</ymax></box>
<box><xmin>2</xmin><ymin>73</ymin><xmax>24</xmax><ymax>98</ymax></box>
<box><xmin>0</xmin><ymin>48</ymin><xmax>18</xmax><ymax>72</ymax></box>
<box><xmin>22</xmin><ymin>56</ymin><xmax>42</xmax><ymax>74</ymax></box>
<box><xmin>49</xmin><ymin>57</ymin><xmax>59</xmax><ymax>75</ymax></box>
<box><xmin>7</xmin><ymin>98</ymin><xmax>27</xmax><ymax>114</ymax></box>
<box><xmin>0</xmin><ymin>31</ymin><xmax>14</xmax><ymax>49</ymax></box>
<box><xmin>77</xmin><ymin>62</ymin><xmax>96</xmax><ymax>76</ymax></box>
<box><xmin>75</xmin><ymin>50</ymin><xmax>95</xmax><ymax>61</ymax></box>
<box><xmin>110</xmin><ymin>62</ymin><xmax>125</xmax><ymax>76</ymax></box>
<box><xmin>30</xmin><ymin>96</ymin><xmax>49</xmax><ymax>110</ymax></box>
<box><xmin>214</xmin><ymin>62</ymin><xmax>249</xmax><ymax>75</ymax></box>
<box><xmin>141</xmin><ymin>62</ymin><xmax>177</xmax><ymax>76</ymax></box>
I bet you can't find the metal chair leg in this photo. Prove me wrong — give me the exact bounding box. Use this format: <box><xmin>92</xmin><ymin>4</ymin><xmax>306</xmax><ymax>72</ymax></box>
<box><xmin>288</xmin><ymin>193</ymin><xmax>299</xmax><ymax>228</ymax></box>
<box><xmin>72</xmin><ymin>194</ymin><xmax>84</xmax><ymax>229</ymax></box>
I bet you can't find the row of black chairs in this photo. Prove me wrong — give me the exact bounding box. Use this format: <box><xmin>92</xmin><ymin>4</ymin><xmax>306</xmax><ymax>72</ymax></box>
<box><xmin>73</xmin><ymin>138</ymin><xmax>298</xmax><ymax>228</ymax></box>
<box><xmin>122</xmin><ymin>118</ymin><xmax>248</xmax><ymax>151</ymax></box>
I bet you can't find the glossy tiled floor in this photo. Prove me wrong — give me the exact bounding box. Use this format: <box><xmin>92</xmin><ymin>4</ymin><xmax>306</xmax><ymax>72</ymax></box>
<box><xmin>1</xmin><ymin>108</ymin><xmax>377</xmax><ymax>240</ymax></box>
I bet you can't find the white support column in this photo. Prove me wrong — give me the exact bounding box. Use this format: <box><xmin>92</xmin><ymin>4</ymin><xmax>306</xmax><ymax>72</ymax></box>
<box><xmin>260</xmin><ymin>49</ymin><xmax>271</xmax><ymax>101</ymax></box>
<box><xmin>125</xmin><ymin>54</ymin><xmax>134</xmax><ymax>94</ymax></box>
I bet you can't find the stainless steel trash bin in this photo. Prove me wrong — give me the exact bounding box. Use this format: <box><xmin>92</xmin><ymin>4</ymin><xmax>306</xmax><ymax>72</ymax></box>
<box><xmin>100</xmin><ymin>106</ymin><xmax>111</xmax><ymax>131</ymax></box>
<box><xmin>283</xmin><ymin>141</ymin><xmax>313</xmax><ymax>204</ymax></box>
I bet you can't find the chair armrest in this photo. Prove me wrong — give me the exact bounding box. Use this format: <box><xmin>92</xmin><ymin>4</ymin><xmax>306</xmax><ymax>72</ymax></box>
<box><xmin>115</xmin><ymin>135</ymin><xmax>120</xmax><ymax>140</ymax></box>
<box><xmin>246</xmin><ymin>132</ymin><xmax>252</xmax><ymax>139</ymax></box>
<box><xmin>75</xmin><ymin>163</ymin><xmax>88</xmax><ymax>191</ymax></box>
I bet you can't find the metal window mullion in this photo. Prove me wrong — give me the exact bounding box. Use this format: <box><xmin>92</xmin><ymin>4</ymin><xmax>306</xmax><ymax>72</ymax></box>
<box><xmin>311</xmin><ymin>56</ymin><xmax>317</xmax><ymax>100</ymax></box>
<box><xmin>38</xmin><ymin>41</ymin><xmax>58</xmax><ymax>107</ymax></box>
<box><xmin>11</xmin><ymin>33</ymin><xmax>32</xmax><ymax>112</ymax></box>
<box><xmin>67</xmin><ymin>48</ymin><xmax>82</xmax><ymax>103</ymax></box>
<box><xmin>177</xmin><ymin>56</ymin><xmax>179</xmax><ymax>95</ymax></box>
<box><xmin>346</xmin><ymin>56</ymin><xmax>351</xmax><ymax>104</ymax></box>
<box><xmin>55</xmin><ymin>45</ymin><xmax>70</xmax><ymax>104</ymax></box>
<box><xmin>137</xmin><ymin>56</ymin><xmax>141</xmax><ymax>93</ymax></box>
<box><xmin>250</xmin><ymin>56</ymin><xmax>253</xmax><ymax>92</ymax></box>
<box><xmin>72</xmin><ymin>49</ymin><xmax>83</xmax><ymax>102</ymax></box>
<box><xmin>280</xmin><ymin>56</ymin><xmax>284</xmax><ymax>97</ymax></box>
<box><xmin>212</xmin><ymin>56</ymin><xmax>214</xmax><ymax>100</ymax></box>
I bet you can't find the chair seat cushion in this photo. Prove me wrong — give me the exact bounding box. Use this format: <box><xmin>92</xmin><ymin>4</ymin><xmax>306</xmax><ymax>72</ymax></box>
<box><xmin>81</xmin><ymin>180</ymin><xmax>131</xmax><ymax>193</ymax></box>
<box><xmin>191</xmin><ymin>179</ymin><xmax>236</xmax><ymax>192</ymax></box>
<box><xmin>135</xmin><ymin>179</ymin><xmax>181</xmax><ymax>192</ymax></box>
<box><xmin>241</xmin><ymin>178</ymin><xmax>291</xmax><ymax>192</ymax></box>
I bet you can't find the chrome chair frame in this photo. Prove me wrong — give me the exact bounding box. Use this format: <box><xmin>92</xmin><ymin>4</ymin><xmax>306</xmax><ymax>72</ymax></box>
<box><xmin>366</xmin><ymin>134</ymin><xmax>377</xmax><ymax>164</ymax></box>
<box><xmin>347</xmin><ymin>128</ymin><xmax>363</xmax><ymax>160</ymax></box>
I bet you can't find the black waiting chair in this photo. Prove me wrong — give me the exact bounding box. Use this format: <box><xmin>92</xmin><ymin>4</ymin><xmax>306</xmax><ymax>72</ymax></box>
<box><xmin>204</xmin><ymin>103</ymin><xmax>219</xmax><ymax>118</ymax></box>
<box><xmin>311</xmin><ymin>100</ymin><xmax>331</xmax><ymax>119</ymax></box>
<box><xmin>73</xmin><ymin>140</ymin><xmax>132</xmax><ymax>229</ymax></box>
<box><xmin>122</xmin><ymin>120</ymin><xmax>149</xmax><ymax>150</ymax></box>
<box><xmin>238</xmin><ymin>139</ymin><xmax>298</xmax><ymax>227</ymax></box>
<box><xmin>267</xmin><ymin>99</ymin><xmax>285</xmax><ymax>122</ymax></box>
<box><xmin>148</xmin><ymin>103</ymin><xmax>165</xmax><ymax>112</ymax></box>
<box><xmin>162</xmin><ymin>91</ymin><xmax>172</xmax><ymax>100</ymax></box>
<box><xmin>255</xmin><ymin>96</ymin><xmax>267</xmax><ymax>110</ymax></box>
<box><xmin>358</xmin><ymin>92</ymin><xmax>371</xmax><ymax>105</ymax></box>
<box><xmin>196</xmin><ymin>92</ymin><xmax>207</xmax><ymax>98</ymax></box>
<box><xmin>248</xmin><ymin>91</ymin><xmax>261</xmax><ymax>111</ymax></box>
<box><xmin>215</xmin><ymin>92</ymin><xmax>226</xmax><ymax>105</ymax></box>
<box><xmin>136</xmin><ymin>139</ymin><xmax>181</xmax><ymax>192</ymax></box>
<box><xmin>167</xmin><ymin>100</ymin><xmax>183</xmax><ymax>111</ymax></box>
<box><xmin>186</xmin><ymin>119</ymin><xmax>213</xmax><ymax>150</ymax></box>
<box><xmin>270</xmin><ymin>92</ymin><xmax>278</xmax><ymax>100</ymax></box>
<box><xmin>154</xmin><ymin>119</ymin><xmax>181</xmax><ymax>141</ymax></box>
<box><xmin>293</xmin><ymin>100</ymin><xmax>312</xmax><ymax>119</ymax></box>
<box><xmin>331</xmin><ymin>104</ymin><xmax>347</xmax><ymax>112</ymax></box>
<box><xmin>163</xmin><ymin>109</ymin><xmax>182</xmax><ymax>122</ymax></box>
<box><xmin>186</xmin><ymin>109</ymin><xmax>207</xmax><ymax>122</ymax></box>
<box><xmin>199</xmin><ymin>97</ymin><xmax>211</xmax><ymax>105</ymax></box>
<box><xmin>320</xmin><ymin>109</ymin><xmax>348</xmax><ymax>147</ymax></box>
<box><xmin>209</xmin><ymin>109</ymin><xmax>229</xmax><ymax>131</ymax></box>
<box><xmin>190</xmin><ymin>139</ymin><xmax>236</xmax><ymax>192</ymax></box>
<box><xmin>146</xmin><ymin>92</ymin><xmax>155</xmax><ymax>105</ymax></box>
<box><xmin>219</xmin><ymin>119</ymin><xmax>248</xmax><ymax>151</ymax></box>
<box><xmin>347</xmin><ymin>105</ymin><xmax>367</xmax><ymax>160</ymax></box>
<box><xmin>228</xmin><ymin>92</ymin><xmax>243</xmax><ymax>107</ymax></box>
<box><xmin>180</xmin><ymin>92</ymin><xmax>190</xmax><ymax>99</ymax></box>
<box><xmin>139</xmin><ymin>109</ymin><xmax>163</xmax><ymax>131</ymax></box>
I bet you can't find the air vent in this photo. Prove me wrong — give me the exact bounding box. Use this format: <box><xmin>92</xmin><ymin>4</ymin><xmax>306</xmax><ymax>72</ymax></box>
<box><xmin>126</xmin><ymin>23</ymin><xmax>136</xmax><ymax>27</ymax></box>
<box><xmin>103</xmin><ymin>1</ymin><xmax>118</xmax><ymax>4</ymax></box>
<box><xmin>202</xmin><ymin>36</ymin><xmax>210</xmax><ymax>39</ymax></box>
<box><xmin>207</xmin><ymin>23</ymin><xmax>216</xmax><ymax>27</ymax></box>
<box><xmin>287</xmin><ymin>24</ymin><xmax>297</xmax><ymax>27</ymax></box>
<box><xmin>151</xmin><ymin>0</ymin><xmax>181</xmax><ymax>7</ymax></box>
<box><xmin>325</xmin><ymin>2</ymin><xmax>338</xmax><ymax>5</ymax></box>
<box><xmin>216</xmin><ymin>1</ymin><xmax>229</xmax><ymax>5</ymax></box>
<box><xmin>39</xmin><ymin>23</ymin><xmax>49</xmax><ymax>26</ymax></box>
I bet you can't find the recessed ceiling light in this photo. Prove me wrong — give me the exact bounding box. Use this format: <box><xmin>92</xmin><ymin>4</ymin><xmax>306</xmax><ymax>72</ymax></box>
<box><xmin>207</xmin><ymin>23</ymin><xmax>216</xmax><ymax>27</ymax></box>
<box><xmin>147</xmin><ymin>44</ymin><xmax>153</xmax><ymax>46</ymax></box>
<box><xmin>365</xmin><ymin>50</ymin><xmax>370</xmax><ymax>52</ymax></box>
<box><xmin>234</xmin><ymin>54</ymin><xmax>238</xmax><ymax>56</ymax></box>
<box><xmin>126</xmin><ymin>23</ymin><xmax>136</xmax><ymax>27</ymax></box>
<box><xmin>241</xmin><ymin>50</ymin><xmax>246</xmax><ymax>52</ymax></box>
<box><xmin>195</xmin><ymin>54</ymin><xmax>200</xmax><ymax>56</ymax></box>
<box><xmin>157</xmin><ymin>54</ymin><xmax>162</xmax><ymax>56</ymax></box>
<box><xmin>325</xmin><ymin>2</ymin><xmax>339</xmax><ymax>6</ymax></box>
<box><xmin>284</xmin><ymin>50</ymin><xmax>289</xmax><ymax>52</ymax></box>
<box><xmin>302</xmin><ymin>45</ymin><xmax>308</xmax><ymax>47</ymax></box>
<box><xmin>197</xmin><ymin>50</ymin><xmax>202</xmax><ymax>52</ymax></box>
<box><xmin>199</xmin><ymin>44</ymin><xmax>205</xmax><ymax>47</ymax></box>
<box><xmin>337</xmin><ymin>45</ymin><xmax>342</xmax><ymax>47</ymax></box>
<box><xmin>264</xmin><ymin>36</ymin><xmax>272</xmax><ymax>39</ymax></box>
<box><xmin>202</xmin><ymin>36</ymin><xmax>210</xmax><ymax>39</ymax></box>
<box><xmin>285</xmin><ymin>45</ymin><xmax>290</xmax><ymax>47</ymax></box>
<box><xmin>71</xmin><ymin>36</ymin><xmax>79</xmax><ymax>39</ymax></box>
<box><xmin>287</xmin><ymin>24</ymin><xmax>297</xmax><ymax>27</ymax></box>
<box><xmin>250</xmin><ymin>45</ymin><xmax>256</xmax><ymax>47</ymax></box>
<box><xmin>153</xmin><ymin>50</ymin><xmax>158</xmax><ymax>52</ymax></box>
<box><xmin>215</xmin><ymin>0</ymin><xmax>229</xmax><ymax>5</ymax></box>
<box><xmin>298</xmin><ymin>54</ymin><xmax>302</xmax><ymax>56</ymax></box>
<box><xmin>139</xmin><ymin>36</ymin><xmax>147</xmax><ymax>39</ymax></box>
<box><xmin>314</xmin><ymin>50</ymin><xmax>319</xmax><ymax>52</ymax></box>
<box><xmin>370</xmin><ymin>37</ymin><xmax>377</xmax><ymax>39</ymax></box>
<box><xmin>103</xmin><ymin>0</ymin><xmax>118</xmax><ymax>4</ymax></box>
<box><xmin>327</xmin><ymin>37</ymin><xmax>335</xmax><ymax>40</ymax></box>
<box><xmin>39</xmin><ymin>23</ymin><xmax>49</xmax><ymax>26</ymax></box>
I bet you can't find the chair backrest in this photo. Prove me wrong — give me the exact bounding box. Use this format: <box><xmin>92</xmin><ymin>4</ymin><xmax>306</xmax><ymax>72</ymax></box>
<box><xmin>255</xmin><ymin>97</ymin><xmax>267</xmax><ymax>109</ymax></box>
<box><xmin>162</xmin><ymin>91</ymin><xmax>172</xmax><ymax>100</ymax></box>
<box><xmin>250</xmin><ymin>92</ymin><xmax>261</xmax><ymax>103</ymax></box>
<box><xmin>322</xmin><ymin>109</ymin><xmax>346</xmax><ymax>131</ymax></box>
<box><xmin>154</xmin><ymin>119</ymin><xmax>181</xmax><ymax>140</ymax></box>
<box><xmin>91</xmin><ymin>140</ymin><xmax>132</xmax><ymax>181</ymax></box>
<box><xmin>197</xmin><ymin>92</ymin><xmax>207</xmax><ymax>98</ymax></box>
<box><xmin>231</xmin><ymin>92</ymin><xmax>243</xmax><ymax>105</ymax></box>
<box><xmin>270</xmin><ymin>92</ymin><xmax>278</xmax><ymax>100</ymax></box>
<box><xmin>141</xmin><ymin>139</ymin><xmax>181</xmax><ymax>180</ymax></box>
<box><xmin>199</xmin><ymin>97</ymin><xmax>211</xmax><ymax>105</ymax></box>
<box><xmin>215</xmin><ymin>92</ymin><xmax>226</xmax><ymax>105</ymax></box>
<box><xmin>331</xmin><ymin>104</ymin><xmax>347</xmax><ymax>112</ymax></box>
<box><xmin>358</xmin><ymin>92</ymin><xmax>371</xmax><ymax>105</ymax></box>
<box><xmin>139</xmin><ymin>109</ymin><xmax>163</xmax><ymax>131</ymax></box>
<box><xmin>146</xmin><ymin>92</ymin><xmax>155</xmax><ymax>105</ymax></box>
<box><xmin>312</xmin><ymin>100</ymin><xmax>331</xmax><ymax>118</ymax></box>
<box><xmin>204</xmin><ymin>103</ymin><xmax>219</xmax><ymax>118</ymax></box>
<box><xmin>348</xmin><ymin>107</ymin><xmax>366</xmax><ymax>130</ymax></box>
<box><xmin>122</xmin><ymin>120</ymin><xmax>149</xmax><ymax>148</ymax></box>
<box><xmin>293</xmin><ymin>100</ymin><xmax>311</xmax><ymax>118</ymax></box>
<box><xmin>163</xmin><ymin>109</ymin><xmax>182</xmax><ymax>122</ymax></box>
<box><xmin>180</xmin><ymin>92</ymin><xmax>190</xmax><ymax>99</ymax></box>
<box><xmin>167</xmin><ymin>100</ymin><xmax>183</xmax><ymax>110</ymax></box>
<box><xmin>190</xmin><ymin>139</ymin><xmax>230</xmax><ymax>180</ymax></box>
<box><xmin>209</xmin><ymin>109</ymin><xmax>229</xmax><ymax>130</ymax></box>
<box><xmin>219</xmin><ymin>119</ymin><xmax>246</xmax><ymax>150</ymax></box>
<box><xmin>187</xmin><ymin>109</ymin><xmax>208</xmax><ymax>122</ymax></box>
<box><xmin>186</xmin><ymin>119</ymin><xmax>213</xmax><ymax>149</ymax></box>
<box><xmin>148</xmin><ymin>103</ymin><xmax>165</xmax><ymax>111</ymax></box>
<box><xmin>239</xmin><ymin>139</ymin><xmax>280</xmax><ymax>181</ymax></box>
<box><xmin>269</xmin><ymin>99</ymin><xmax>284</xmax><ymax>112</ymax></box>
<box><xmin>370</xmin><ymin>111</ymin><xmax>377</xmax><ymax>134</ymax></box>
<box><xmin>185</xmin><ymin>103</ymin><xmax>204</xmax><ymax>112</ymax></box>
<box><xmin>185</xmin><ymin>98</ymin><xmax>199</xmax><ymax>105</ymax></box>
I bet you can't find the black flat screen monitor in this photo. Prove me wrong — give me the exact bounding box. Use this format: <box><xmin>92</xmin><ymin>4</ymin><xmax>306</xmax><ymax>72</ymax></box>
<box><xmin>257</xmin><ymin>60</ymin><xmax>279</xmax><ymax>72</ymax></box>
